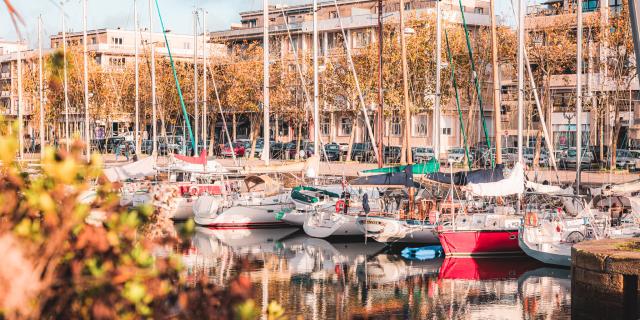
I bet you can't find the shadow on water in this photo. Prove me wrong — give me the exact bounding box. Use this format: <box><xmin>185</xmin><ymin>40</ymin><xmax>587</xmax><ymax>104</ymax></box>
<box><xmin>181</xmin><ymin>227</ymin><xmax>572</xmax><ymax>319</ymax></box>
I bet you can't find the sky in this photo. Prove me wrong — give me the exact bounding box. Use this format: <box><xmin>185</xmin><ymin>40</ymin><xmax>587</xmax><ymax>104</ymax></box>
<box><xmin>1</xmin><ymin>0</ymin><xmax>516</xmax><ymax>48</ymax></box>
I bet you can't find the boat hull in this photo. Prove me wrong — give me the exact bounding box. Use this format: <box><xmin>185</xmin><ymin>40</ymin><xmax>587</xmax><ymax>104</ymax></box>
<box><xmin>438</xmin><ymin>229</ymin><xmax>522</xmax><ymax>256</ymax></box>
<box><xmin>357</xmin><ymin>216</ymin><xmax>439</xmax><ymax>244</ymax></box>
<box><xmin>303</xmin><ymin>213</ymin><xmax>363</xmax><ymax>238</ymax></box>
<box><xmin>518</xmin><ymin>229</ymin><xmax>571</xmax><ymax>267</ymax></box>
<box><xmin>194</xmin><ymin>194</ymin><xmax>293</xmax><ymax>229</ymax></box>
<box><xmin>279</xmin><ymin>210</ymin><xmax>307</xmax><ymax>227</ymax></box>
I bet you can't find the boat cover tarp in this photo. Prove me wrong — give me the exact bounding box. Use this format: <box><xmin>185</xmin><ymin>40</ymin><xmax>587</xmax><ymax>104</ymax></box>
<box><xmin>423</xmin><ymin>164</ymin><xmax>506</xmax><ymax>186</ymax></box>
<box><xmin>104</xmin><ymin>156</ymin><xmax>157</xmax><ymax>182</ymax></box>
<box><xmin>526</xmin><ymin>181</ymin><xmax>570</xmax><ymax>194</ymax></box>
<box><xmin>361</xmin><ymin>158</ymin><xmax>440</xmax><ymax>175</ymax></box>
<box><xmin>466</xmin><ymin>163</ymin><xmax>525</xmax><ymax>197</ymax></box>
<box><xmin>350</xmin><ymin>165</ymin><xmax>415</xmax><ymax>187</ymax></box>
<box><xmin>590</xmin><ymin>179</ymin><xmax>640</xmax><ymax>196</ymax></box>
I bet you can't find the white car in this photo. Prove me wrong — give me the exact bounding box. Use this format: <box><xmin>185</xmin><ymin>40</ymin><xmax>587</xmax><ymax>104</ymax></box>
<box><xmin>447</xmin><ymin>148</ymin><xmax>473</xmax><ymax>164</ymax></box>
<box><xmin>413</xmin><ymin>147</ymin><xmax>435</xmax><ymax>162</ymax></box>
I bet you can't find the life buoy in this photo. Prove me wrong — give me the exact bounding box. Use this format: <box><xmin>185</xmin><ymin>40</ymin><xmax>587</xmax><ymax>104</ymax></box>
<box><xmin>336</xmin><ymin>200</ymin><xmax>346</xmax><ymax>213</ymax></box>
<box><xmin>525</xmin><ymin>212</ymin><xmax>538</xmax><ymax>227</ymax></box>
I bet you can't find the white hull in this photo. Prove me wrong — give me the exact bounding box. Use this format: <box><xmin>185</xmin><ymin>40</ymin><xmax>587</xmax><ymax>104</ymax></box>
<box><xmin>280</xmin><ymin>210</ymin><xmax>307</xmax><ymax>226</ymax></box>
<box><xmin>303</xmin><ymin>212</ymin><xmax>363</xmax><ymax>238</ymax></box>
<box><xmin>194</xmin><ymin>194</ymin><xmax>293</xmax><ymax>228</ymax></box>
<box><xmin>518</xmin><ymin>230</ymin><xmax>572</xmax><ymax>267</ymax></box>
<box><xmin>356</xmin><ymin>216</ymin><xmax>439</xmax><ymax>244</ymax></box>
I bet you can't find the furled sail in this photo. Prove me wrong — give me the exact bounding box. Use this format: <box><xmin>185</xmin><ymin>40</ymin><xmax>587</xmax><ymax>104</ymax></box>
<box><xmin>465</xmin><ymin>163</ymin><xmax>525</xmax><ymax>197</ymax></box>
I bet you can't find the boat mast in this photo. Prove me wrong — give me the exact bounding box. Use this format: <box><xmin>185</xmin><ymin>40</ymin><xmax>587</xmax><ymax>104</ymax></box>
<box><xmin>134</xmin><ymin>0</ymin><xmax>141</xmax><ymax>156</ymax></box>
<box><xmin>149</xmin><ymin>0</ymin><xmax>157</xmax><ymax>156</ymax></box>
<box><xmin>261</xmin><ymin>0</ymin><xmax>271</xmax><ymax>165</ymax></box>
<box><xmin>17</xmin><ymin>49</ymin><xmax>23</xmax><ymax>160</ymax></box>
<box><xmin>62</xmin><ymin>2</ymin><xmax>70</xmax><ymax>152</ymax></box>
<box><xmin>434</xmin><ymin>0</ymin><xmax>441</xmax><ymax>163</ymax></box>
<box><xmin>576</xmin><ymin>0</ymin><xmax>583</xmax><ymax>193</ymax></box>
<box><xmin>377</xmin><ymin>0</ymin><xmax>384</xmax><ymax>168</ymax></box>
<box><xmin>313</xmin><ymin>0</ymin><xmax>319</xmax><ymax>160</ymax></box>
<box><xmin>83</xmin><ymin>0</ymin><xmax>90</xmax><ymax>162</ymax></box>
<box><xmin>490</xmin><ymin>0</ymin><xmax>501</xmax><ymax>165</ymax></box>
<box><xmin>517</xmin><ymin>0</ymin><xmax>524</xmax><ymax>213</ymax></box>
<box><xmin>202</xmin><ymin>9</ymin><xmax>208</xmax><ymax>153</ymax></box>
<box><xmin>39</xmin><ymin>15</ymin><xmax>45</xmax><ymax>159</ymax></box>
<box><xmin>399</xmin><ymin>0</ymin><xmax>412</xmax><ymax>166</ymax></box>
<box><xmin>193</xmin><ymin>9</ymin><xmax>199</xmax><ymax>155</ymax></box>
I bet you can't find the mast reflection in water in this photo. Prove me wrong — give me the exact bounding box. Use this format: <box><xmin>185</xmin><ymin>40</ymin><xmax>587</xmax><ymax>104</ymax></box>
<box><xmin>181</xmin><ymin>227</ymin><xmax>571</xmax><ymax>319</ymax></box>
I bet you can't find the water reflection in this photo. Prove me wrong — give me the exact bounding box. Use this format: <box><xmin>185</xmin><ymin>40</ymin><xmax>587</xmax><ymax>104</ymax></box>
<box><xmin>182</xmin><ymin>227</ymin><xmax>571</xmax><ymax>319</ymax></box>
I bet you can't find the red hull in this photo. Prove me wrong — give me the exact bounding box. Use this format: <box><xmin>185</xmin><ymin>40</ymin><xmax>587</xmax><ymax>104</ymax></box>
<box><xmin>438</xmin><ymin>229</ymin><xmax>522</xmax><ymax>256</ymax></box>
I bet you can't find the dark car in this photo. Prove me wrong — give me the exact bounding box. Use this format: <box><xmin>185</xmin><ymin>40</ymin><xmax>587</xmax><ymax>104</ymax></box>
<box><xmin>351</xmin><ymin>143</ymin><xmax>374</xmax><ymax>162</ymax></box>
<box><xmin>323</xmin><ymin>143</ymin><xmax>341</xmax><ymax>161</ymax></box>
<box><xmin>270</xmin><ymin>141</ymin><xmax>287</xmax><ymax>159</ymax></box>
<box><xmin>384</xmin><ymin>145</ymin><xmax>402</xmax><ymax>164</ymax></box>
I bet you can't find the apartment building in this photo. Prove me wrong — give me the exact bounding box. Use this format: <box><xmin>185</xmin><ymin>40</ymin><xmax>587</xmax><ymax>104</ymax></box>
<box><xmin>510</xmin><ymin>0</ymin><xmax>639</xmax><ymax>152</ymax></box>
<box><xmin>0</xmin><ymin>28</ymin><xmax>225</xmax><ymax>141</ymax></box>
<box><xmin>210</xmin><ymin>0</ymin><xmax>493</xmax><ymax>153</ymax></box>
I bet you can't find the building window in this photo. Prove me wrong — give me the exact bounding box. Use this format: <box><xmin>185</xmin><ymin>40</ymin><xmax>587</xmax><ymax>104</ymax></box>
<box><xmin>353</xmin><ymin>31</ymin><xmax>371</xmax><ymax>48</ymax></box>
<box><xmin>329</xmin><ymin>11</ymin><xmax>338</xmax><ymax>19</ymax></box>
<box><xmin>109</xmin><ymin>57</ymin><xmax>125</xmax><ymax>66</ymax></box>
<box><xmin>583</xmin><ymin>0</ymin><xmax>598</xmax><ymax>12</ymax></box>
<box><xmin>404</xmin><ymin>2</ymin><xmax>411</xmax><ymax>10</ymax></box>
<box><xmin>412</xmin><ymin>115</ymin><xmax>428</xmax><ymax>137</ymax></box>
<box><xmin>184</xmin><ymin>42</ymin><xmax>191</xmax><ymax>50</ymax></box>
<box><xmin>320</xmin><ymin>116</ymin><xmax>330</xmax><ymax>136</ymax></box>
<box><xmin>389</xmin><ymin>116</ymin><xmax>401</xmax><ymax>136</ymax></box>
<box><xmin>442</xmin><ymin>128</ymin><xmax>452</xmax><ymax>136</ymax></box>
<box><xmin>245</xmin><ymin>19</ymin><xmax>257</xmax><ymax>28</ymax></box>
<box><xmin>340</xmin><ymin>117</ymin><xmax>352</xmax><ymax>136</ymax></box>
<box><xmin>287</xmin><ymin>15</ymin><xmax>297</xmax><ymax>24</ymax></box>
<box><xmin>111</xmin><ymin>37</ymin><xmax>123</xmax><ymax>45</ymax></box>
<box><xmin>91</xmin><ymin>37</ymin><xmax>97</xmax><ymax>44</ymax></box>
<box><xmin>474</xmin><ymin>7</ymin><xmax>484</xmax><ymax>14</ymax></box>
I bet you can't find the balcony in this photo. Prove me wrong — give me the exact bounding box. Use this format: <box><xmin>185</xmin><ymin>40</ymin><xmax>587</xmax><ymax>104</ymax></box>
<box><xmin>525</xmin><ymin>7</ymin><xmax>600</xmax><ymax>30</ymax></box>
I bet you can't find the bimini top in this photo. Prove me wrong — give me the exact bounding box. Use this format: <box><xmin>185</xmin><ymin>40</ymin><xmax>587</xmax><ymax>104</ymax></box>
<box><xmin>351</xmin><ymin>165</ymin><xmax>416</xmax><ymax>188</ymax></box>
<box><xmin>361</xmin><ymin>158</ymin><xmax>440</xmax><ymax>175</ymax></box>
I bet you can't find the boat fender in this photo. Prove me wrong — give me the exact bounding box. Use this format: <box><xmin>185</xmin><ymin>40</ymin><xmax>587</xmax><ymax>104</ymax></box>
<box><xmin>336</xmin><ymin>200</ymin><xmax>346</xmax><ymax>213</ymax></box>
<box><xmin>525</xmin><ymin>212</ymin><xmax>538</xmax><ymax>227</ymax></box>
<box><xmin>555</xmin><ymin>222</ymin><xmax>563</xmax><ymax>233</ymax></box>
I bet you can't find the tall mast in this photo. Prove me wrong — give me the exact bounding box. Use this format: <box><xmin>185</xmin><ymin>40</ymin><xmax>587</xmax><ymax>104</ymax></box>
<box><xmin>193</xmin><ymin>9</ymin><xmax>199</xmax><ymax>155</ymax></box>
<box><xmin>517</xmin><ymin>0</ymin><xmax>525</xmax><ymax>213</ymax></box>
<box><xmin>134</xmin><ymin>0</ymin><xmax>141</xmax><ymax>156</ymax></box>
<box><xmin>434</xmin><ymin>0</ymin><xmax>441</xmax><ymax>162</ymax></box>
<box><xmin>377</xmin><ymin>0</ymin><xmax>384</xmax><ymax>168</ymax></box>
<box><xmin>149</xmin><ymin>0</ymin><xmax>157</xmax><ymax>156</ymax></box>
<box><xmin>17</xmin><ymin>49</ymin><xmax>23</xmax><ymax>160</ymax></box>
<box><xmin>576</xmin><ymin>0</ymin><xmax>583</xmax><ymax>193</ymax></box>
<box><xmin>490</xmin><ymin>0</ymin><xmax>501</xmax><ymax>164</ymax></box>
<box><xmin>39</xmin><ymin>15</ymin><xmax>45</xmax><ymax>159</ymax></box>
<box><xmin>261</xmin><ymin>0</ymin><xmax>271</xmax><ymax>165</ymax></box>
<box><xmin>62</xmin><ymin>2</ymin><xmax>70</xmax><ymax>151</ymax></box>
<box><xmin>83</xmin><ymin>0</ymin><xmax>90</xmax><ymax>162</ymax></box>
<box><xmin>517</xmin><ymin>0</ymin><xmax>524</xmax><ymax>165</ymax></box>
<box><xmin>202</xmin><ymin>9</ymin><xmax>208</xmax><ymax>152</ymax></box>
<box><xmin>313</xmin><ymin>0</ymin><xmax>320</xmax><ymax>159</ymax></box>
<box><xmin>399</xmin><ymin>0</ymin><xmax>411</xmax><ymax>165</ymax></box>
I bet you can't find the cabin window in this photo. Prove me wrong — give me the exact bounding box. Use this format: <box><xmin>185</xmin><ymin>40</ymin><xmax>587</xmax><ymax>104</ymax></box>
<box><xmin>340</xmin><ymin>117</ymin><xmax>352</xmax><ymax>136</ymax></box>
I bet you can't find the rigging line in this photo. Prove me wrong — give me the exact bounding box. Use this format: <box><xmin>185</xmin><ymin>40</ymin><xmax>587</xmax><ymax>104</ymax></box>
<box><xmin>204</xmin><ymin>58</ymin><xmax>238</xmax><ymax>166</ymax></box>
<box><xmin>153</xmin><ymin>0</ymin><xmax>196</xmax><ymax>153</ymax></box>
<box><xmin>456</xmin><ymin>0</ymin><xmax>492</xmax><ymax>161</ymax></box>
<box><xmin>445</xmin><ymin>29</ymin><xmax>472</xmax><ymax>170</ymax></box>
<box><xmin>278</xmin><ymin>5</ymin><xmax>332</xmax><ymax>166</ymax></box>
<box><xmin>332</xmin><ymin>0</ymin><xmax>380</xmax><ymax>164</ymax></box>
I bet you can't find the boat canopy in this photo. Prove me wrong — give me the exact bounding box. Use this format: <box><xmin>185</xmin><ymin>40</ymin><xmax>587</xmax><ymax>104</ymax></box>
<box><xmin>466</xmin><ymin>163</ymin><xmax>525</xmax><ymax>197</ymax></box>
<box><xmin>350</xmin><ymin>165</ymin><xmax>415</xmax><ymax>187</ymax></box>
<box><xmin>244</xmin><ymin>175</ymin><xmax>281</xmax><ymax>196</ymax></box>
<box><xmin>361</xmin><ymin>158</ymin><xmax>440</xmax><ymax>175</ymax></box>
<box><xmin>104</xmin><ymin>156</ymin><xmax>157</xmax><ymax>182</ymax></box>
<box><xmin>423</xmin><ymin>164</ymin><xmax>507</xmax><ymax>186</ymax></box>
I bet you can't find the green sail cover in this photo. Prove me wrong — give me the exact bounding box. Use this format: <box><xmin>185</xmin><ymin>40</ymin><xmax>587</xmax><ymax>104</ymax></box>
<box><xmin>291</xmin><ymin>186</ymin><xmax>340</xmax><ymax>204</ymax></box>
<box><xmin>362</xmin><ymin>158</ymin><xmax>440</xmax><ymax>175</ymax></box>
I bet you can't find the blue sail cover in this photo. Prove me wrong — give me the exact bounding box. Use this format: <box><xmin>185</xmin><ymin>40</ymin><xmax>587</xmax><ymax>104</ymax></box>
<box><xmin>351</xmin><ymin>164</ymin><xmax>416</xmax><ymax>187</ymax></box>
<box><xmin>423</xmin><ymin>164</ymin><xmax>506</xmax><ymax>186</ymax></box>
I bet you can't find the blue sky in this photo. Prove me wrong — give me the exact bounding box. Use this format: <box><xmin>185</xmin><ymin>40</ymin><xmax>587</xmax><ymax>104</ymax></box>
<box><xmin>1</xmin><ymin>0</ymin><xmax>516</xmax><ymax>48</ymax></box>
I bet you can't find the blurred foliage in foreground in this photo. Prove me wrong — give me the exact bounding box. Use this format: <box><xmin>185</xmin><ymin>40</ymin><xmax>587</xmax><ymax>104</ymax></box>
<box><xmin>0</xmin><ymin>123</ymin><xmax>267</xmax><ymax>319</ymax></box>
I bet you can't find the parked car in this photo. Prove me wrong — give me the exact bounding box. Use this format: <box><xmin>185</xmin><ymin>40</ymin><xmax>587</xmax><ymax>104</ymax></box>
<box><xmin>323</xmin><ymin>143</ymin><xmax>341</xmax><ymax>161</ymax></box>
<box><xmin>384</xmin><ymin>146</ymin><xmax>402</xmax><ymax>163</ymax></box>
<box><xmin>615</xmin><ymin>149</ymin><xmax>639</xmax><ymax>170</ymax></box>
<box><xmin>447</xmin><ymin>147</ymin><xmax>473</xmax><ymax>165</ymax></box>
<box><xmin>412</xmin><ymin>147</ymin><xmax>435</xmax><ymax>162</ymax></box>
<box><xmin>351</xmin><ymin>143</ymin><xmax>374</xmax><ymax>162</ymax></box>
<box><xmin>523</xmin><ymin>147</ymin><xmax>549</xmax><ymax>167</ymax></box>
<box><xmin>560</xmin><ymin>147</ymin><xmax>595</xmax><ymax>169</ymax></box>
<box><xmin>221</xmin><ymin>142</ymin><xmax>246</xmax><ymax>157</ymax></box>
<box><xmin>158</xmin><ymin>136</ymin><xmax>186</xmax><ymax>155</ymax></box>
<box><xmin>270</xmin><ymin>141</ymin><xmax>287</xmax><ymax>159</ymax></box>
